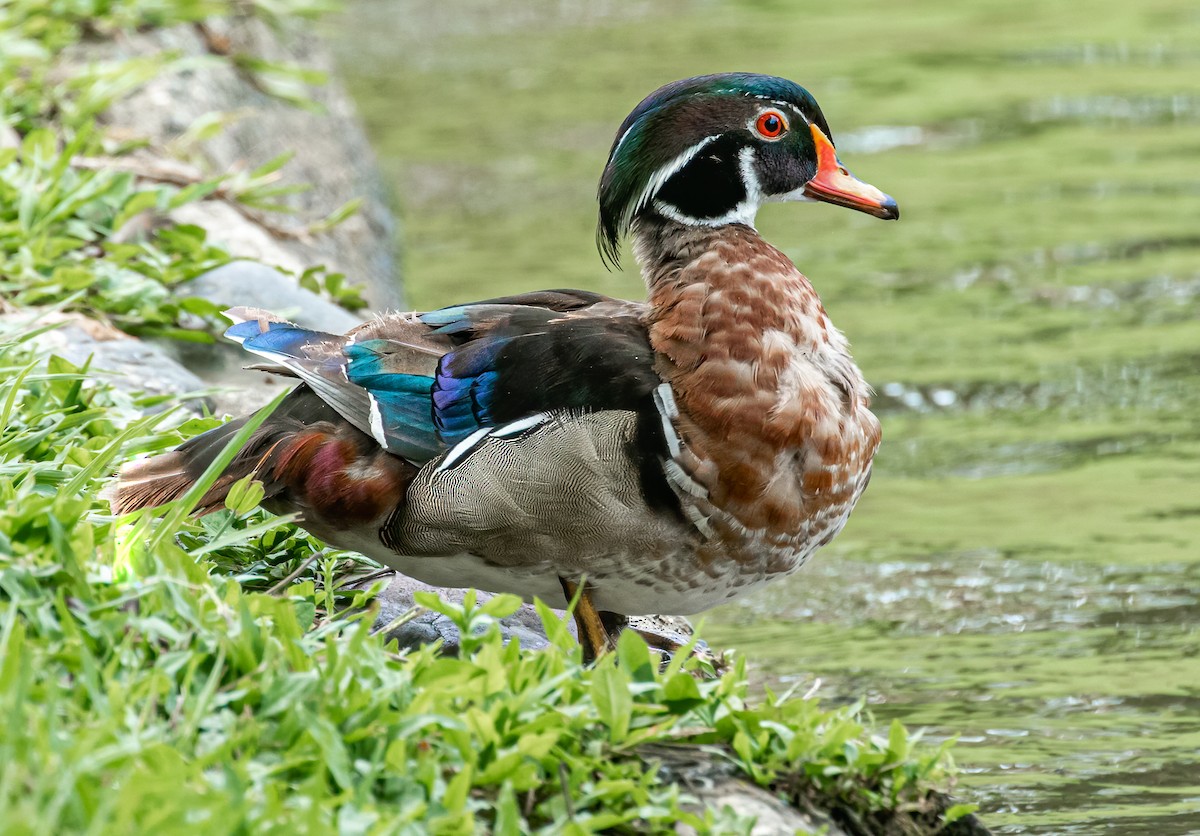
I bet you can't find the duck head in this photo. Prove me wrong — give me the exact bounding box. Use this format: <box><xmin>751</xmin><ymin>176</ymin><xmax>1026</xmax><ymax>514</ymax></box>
<box><xmin>597</xmin><ymin>72</ymin><xmax>898</xmax><ymax>265</ymax></box>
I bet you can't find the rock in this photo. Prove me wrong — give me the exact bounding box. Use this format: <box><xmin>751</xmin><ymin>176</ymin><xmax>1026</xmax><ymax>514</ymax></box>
<box><xmin>681</xmin><ymin>779</ymin><xmax>845</xmax><ymax>836</ymax></box>
<box><xmin>643</xmin><ymin>741</ymin><xmax>845</xmax><ymax>835</ymax></box>
<box><xmin>354</xmin><ymin>572</ymin><xmax>986</xmax><ymax>834</ymax></box>
<box><xmin>368</xmin><ymin>573</ymin><xmax>560</xmax><ymax>653</ymax></box>
<box><xmin>359</xmin><ymin>571</ymin><xmax>700</xmax><ymax>657</ymax></box>
<box><xmin>31</xmin><ymin>15</ymin><xmax>405</xmax><ymax>412</ymax></box>
<box><xmin>64</xmin><ymin>334</ymin><xmax>207</xmax><ymax>402</ymax></box>
<box><xmin>2</xmin><ymin>313</ymin><xmax>211</xmax><ymax>410</ymax></box>
<box><xmin>61</xmin><ymin>17</ymin><xmax>403</xmax><ymax>310</ymax></box>
<box><xmin>356</xmin><ymin>573</ymin><xmax>985</xmax><ymax>836</ymax></box>
<box><xmin>169</xmin><ymin>201</ymin><xmax>308</xmax><ymax>278</ymax></box>
<box><xmin>54</xmin><ymin>16</ymin><xmax>404</xmax><ymax>405</ymax></box>
<box><xmin>154</xmin><ymin>260</ymin><xmax>364</xmax><ymax>416</ymax></box>
<box><xmin>164</xmin><ymin>351</ymin><xmax>290</xmax><ymax>419</ymax></box>
<box><xmin>184</xmin><ymin>261</ymin><xmax>362</xmax><ymax>333</ymax></box>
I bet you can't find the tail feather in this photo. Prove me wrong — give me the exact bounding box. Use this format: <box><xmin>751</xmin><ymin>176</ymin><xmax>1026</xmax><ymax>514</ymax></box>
<box><xmin>110</xmin><ymin>412</ymin><xmax>277</xmax><ymax>515</ymax></box>
<box><xmin>109</xmin><ymin>449</ymin><xmax>206</xmax><ymax>514</ymax></box>
<box><xmin>109</xmin><ymin>386</ymin><xmax>417</xmax><ymax>530</ymax></box>
<box><xmin>110</xmin><ymin>387</ymin><xmax>337</xmax><ymax>516</ymax></box>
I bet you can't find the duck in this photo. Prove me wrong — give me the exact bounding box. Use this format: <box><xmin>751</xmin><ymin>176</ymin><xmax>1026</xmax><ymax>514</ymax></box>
<box><xmin>112</xmin><ymin>73</ymin><xmax>897</xmax><ymax>660</ymax></box>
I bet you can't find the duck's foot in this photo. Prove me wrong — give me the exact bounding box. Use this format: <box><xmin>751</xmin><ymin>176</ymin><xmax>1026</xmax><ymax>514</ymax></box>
<box><xmin>622</xmin><ymin>615</ymin><xmax>727</xmax><ymax>675</ymax></box>
<box><xmin>559</xmin><ymin>577</ymin><xmax>616</xmax><ymax>663</ymax></box>
<box><xmin>621</xmin><ymin>616</ymin><xmax>687</xmax><ymax>655</ymax></box>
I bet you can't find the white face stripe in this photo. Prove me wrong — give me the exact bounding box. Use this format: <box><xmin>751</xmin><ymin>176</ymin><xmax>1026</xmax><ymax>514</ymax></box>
<box><xmin>616</xmin><ymin>94</ymin><xmax>816</xmax><ymax>235</ymax></box>
<box><xmin>612</xmin><ymin>88</ymin><xmax>809</xmax><ymax>161</ymax></box>
<box><xmin>775</xmin><ymin>100</ymin><xmax>811</xmax><ymax>125</ymax></box>
<box><xmin>610</xmin><ymin>121</ymin><xmax>638</xmax><ymax>162</ymax></box>
<box><xmin>738</xmin><ymin>145</ymin><xmax>764</xmax><ymax>206</ymax></box>
<box><xmin>769</xmin><ymin>185</ymin><xmax>819</xmax><ymax>205</ymax></box>
<box><xmin>749</xmin><ymin>95</ymin><xmax>811</xmax><ymax>125</ymax></box>
<box><xmin>653</xmin><ymin>199</ymin><xmax>758</xmax><ymax>229</ymax></box>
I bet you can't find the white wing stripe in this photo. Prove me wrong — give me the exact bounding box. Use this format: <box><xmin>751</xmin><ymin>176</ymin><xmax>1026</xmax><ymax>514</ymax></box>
<box><xmin>368</xmin><ymin>394</ymin><xmax>388</xmax><ymax>448</ymax></box>
<box><xmin>490</xmin><ymin>412</ymin><xmax>552</xmax><ymax>439</ymax></box>
<box><xmin>652</xmin><ymin>384</ymin><xmax>682</xmax><ymax>458</ymax></box>
<box><xmin>435</xmin><ymin>427</ymin><xmax>493</xmax><ymax>474</ymax></box>
<box><xmin>433</xmin><ymin>412</ymin><xmax>555</xmax><ymax>473</ymax></box>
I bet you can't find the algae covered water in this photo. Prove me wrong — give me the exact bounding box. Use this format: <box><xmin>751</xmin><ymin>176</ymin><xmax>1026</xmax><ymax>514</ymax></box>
<box><xmin>327</xmin><ymin>1</ymin><xmax>1200</xmax><ymax>831</ymax></box>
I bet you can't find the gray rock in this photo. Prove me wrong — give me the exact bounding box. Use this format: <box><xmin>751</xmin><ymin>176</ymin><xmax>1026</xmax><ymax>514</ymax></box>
<box><xmin>362</xmin><ymin>576</ymin><xmax>840</xmax><ymax>835</ymax></box>
<box><xmin>61</xmin><ymin>18</ymin><xmax>403</xmax><ymax>310</ymax></box>
<box><xmin>369</xmin><ymin>574</ymin><xmax>559</xmax><ymax>654</ymax></box>
<box><xmin>700</xmin><ymin>779</ymin><xmax>842</xmax><ymax>835</ymax></box>
<box><xmin>184</xmin><ymin>261</ymin><xmax>362</xmax><ymax>333</ymax></box>
<box><xmin>3</xmin><ymin>314</ymin><xmax>211</xmax><ymax>410</ymax></box>
<box><xmin>174</xmin><ymin>356</ymin><xmax>293</xmax><ymax>420</ymax></box>
<box><xmin>169</xmin><ymin>201</ymin><xmax>309</xmax><ymax>278</ymax></box>
<box><xmin>351</xmin><ymin>571</ymin><xmax>984</xmax><ymax>836</ymax></box>
<box><xmin>153</xmin><ymin>260</ymin><xmax>363</xmax><ymax>416</ymax></box>
<box><xmin>42</xmin><ymin>17</ymin><xmax>403</xmax><ymax>413</ymax></box>
<box><xmin>70</xmin><ymin>333</ymin><xmax>208</xmax><ymax>403</ymax></box>
<box><xmin>675</xmin><ymin>776</ymin><xmax>845</xmax><ymax>836</ymax></box>
<box><xmin>360</xmin><ymin>571</ymin><xmax>701</xmax><ymax>657</ymax></box>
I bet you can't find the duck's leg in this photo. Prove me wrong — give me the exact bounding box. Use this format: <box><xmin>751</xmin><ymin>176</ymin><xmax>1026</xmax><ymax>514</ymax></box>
<box><xmin>559</xmin><ymin>577</ymin><xmax>616</xmax><ymax>663</ymax></box>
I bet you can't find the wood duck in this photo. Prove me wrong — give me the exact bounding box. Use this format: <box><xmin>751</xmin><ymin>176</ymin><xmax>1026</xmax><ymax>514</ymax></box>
<box><xmin>113</xmin><ymin>73</ymin><xmax>897</xmax><ymax>660</ymax></box>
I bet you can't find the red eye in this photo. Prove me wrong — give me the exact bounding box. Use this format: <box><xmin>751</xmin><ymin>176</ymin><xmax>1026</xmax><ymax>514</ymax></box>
<box><xmin>755</xmin><ymin>110</ymin><xmax>787</xmax><ymax>139</ymax></box>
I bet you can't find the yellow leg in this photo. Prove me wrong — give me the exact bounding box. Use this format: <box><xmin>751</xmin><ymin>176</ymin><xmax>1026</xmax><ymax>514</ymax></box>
<box><xmin>560</xmin><ymin>577</ymin><xmax>615</xmax><ymax>663</ymax></box>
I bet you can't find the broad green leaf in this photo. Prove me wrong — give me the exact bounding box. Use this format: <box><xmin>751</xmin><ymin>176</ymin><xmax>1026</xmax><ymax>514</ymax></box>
<box><xmin>224</xmin><ymin>474</ymin><xmax>266</xmax><ymax>516</ymax></box>
<box><xmin>944</xmin><ymin>803</ymin><xmax>979</xmax><ymax>823</ymax></box>
<box><xmin>615</xmin><ymin>628</ymin><xmax>653</xmax><ymax>682</ymax></box>
<box><xmin>492</xmin><ymin>782</ymin><xmax>522</xmax><ymax>836</ymax></box>
<box><xmin>662</xmin><ymin>672</ymin><xmax>703</xmax><ymax>713</ymax></box>
<box><xmin>590</xmin><ymin>664</ymin><xmax>632</xmax><ymax>743</ymax></box>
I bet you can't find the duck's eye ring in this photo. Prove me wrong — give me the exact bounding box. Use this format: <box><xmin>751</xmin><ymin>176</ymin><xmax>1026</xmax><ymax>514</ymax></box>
<box><xmin>755</xmin><ymin>110</ymin><xmax>788</xmax><ymax>140</ymax></box>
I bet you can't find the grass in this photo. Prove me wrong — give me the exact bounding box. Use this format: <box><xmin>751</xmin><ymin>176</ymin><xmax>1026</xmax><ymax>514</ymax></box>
<box><xmin>0</xmin><ymin>330</ymin><xmax>969</xmax><ymax>832</ymax></box>
<box><xmin>0</xmin><ymin>0</ymin><xmax>365</xmax><ymax>340</ymax></box>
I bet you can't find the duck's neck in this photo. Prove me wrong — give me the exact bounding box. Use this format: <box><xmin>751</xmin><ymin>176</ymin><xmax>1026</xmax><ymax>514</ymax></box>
<box><xmin>631</xmin><ymin>211</ymin><xmax>839</xmax><ymax>362</ymax></box>
<box><xmin>631</xmin><ymin>212</ymin><xmax>756</xmax><ymax>288</ymax></box>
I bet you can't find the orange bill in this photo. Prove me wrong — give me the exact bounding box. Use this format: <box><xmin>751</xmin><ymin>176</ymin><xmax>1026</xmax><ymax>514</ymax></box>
<box><xmin>803</xmin><ymin>124</ymin><xmax>899</xmax><ymax>220</ymax></box>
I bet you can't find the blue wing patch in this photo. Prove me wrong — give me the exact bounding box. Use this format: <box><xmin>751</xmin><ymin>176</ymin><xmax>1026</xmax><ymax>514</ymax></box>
<box><xmin>344</xmin><ymin>340</ymin><xmax>441</xmax><ymax>461</ymax></box>
<box><xmin>227</xmin><ymin>319</ymin><xmax>317</xmax><ymax>355</ymax></box>
<box><xmin>226</xmin><ymin>320</ymin><xmax>444</xmax><ymax>464</ymax></box>
<box><xmin>431</xmin><ymin>341</ymin><xmax>513</xmax><ymax>443</ymax></box>
<box><xmin>418</xmin><ymin>306</ymin><xmax>475</xmax><ymax>334</ymax></box>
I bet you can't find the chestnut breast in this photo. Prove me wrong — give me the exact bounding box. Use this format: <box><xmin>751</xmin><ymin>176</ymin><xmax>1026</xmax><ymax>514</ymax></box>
<box><xmin>644</xmin><ymin>225</ymin><xmax>881</xmax><ymax>540</ymax></box>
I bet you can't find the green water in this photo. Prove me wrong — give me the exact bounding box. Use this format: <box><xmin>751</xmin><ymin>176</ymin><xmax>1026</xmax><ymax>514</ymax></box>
<box><xmin>326</xmin><ymin>1</ymin><xmax>1200</xmax><ymax>831</ymax></box>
